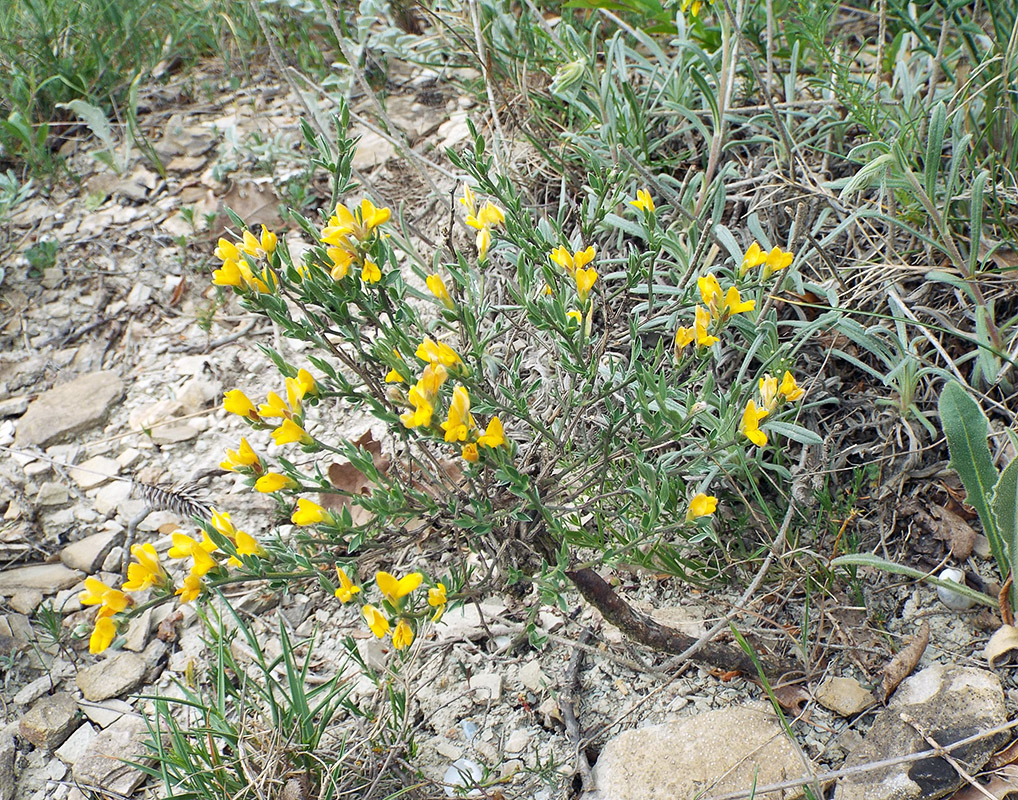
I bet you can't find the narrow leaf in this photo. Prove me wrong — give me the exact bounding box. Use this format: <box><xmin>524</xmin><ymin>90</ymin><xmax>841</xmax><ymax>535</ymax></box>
<box><xmin>830</xmin><ymin>554</ymin><xmax>995</xmax><ymax>607</ymax></box>
<box><xmin>993</xmin><ymin>458</ymin><xmax>1018</xmax><ymax>579</ymax></box>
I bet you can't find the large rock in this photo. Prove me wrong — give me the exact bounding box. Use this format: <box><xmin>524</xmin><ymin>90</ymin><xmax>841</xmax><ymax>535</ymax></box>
<box><xmin>835</xmin><ymin>664</ymin><xmax>1007</xmax><ymax>800</ymax></box>
<box><xmin>72</xmin><ymin>714</ymin><xmax>152</xmax><ymax>796</ymax></box>
<box><xmin>0</xmin><ymin>725</ymin><xmax>15</xmax><ymax>800</ymax></box>
<box><xmin>587</xmin><ymin>703</ymin><xmax>807</xmax><ymax>800</ymax></box>
<box><xmin>19</xmin><ymin>692</ymin><xmax>80</xmax><ymax>749</ymax></box>
<box><xmin>0</xmin><ymin>563</ymin><xmax>83</xmax><ymax>595</ymax></box>
<box><xmin>76</xmin><ymin>652</ymin><xmax>147</xmax><ymax>701</ymax></box>
<box><xmin>15</xmin><ymin>371</ymin><xmax>124</xmax><ymax>447</ymax></box>
<box><xmin>61</xmin><ymin>530</ymin><xmax>122</xmax><ymax>573</ymax></box>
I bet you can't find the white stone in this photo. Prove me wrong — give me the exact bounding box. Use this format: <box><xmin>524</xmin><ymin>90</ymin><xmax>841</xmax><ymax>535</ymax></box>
<box><xmin>36</xmin><ymin>481</ymin><xmax>69</xmax><ymax>506</ymax></box>
<box><xmin>504</xmin><ymin>729</ymin><xmax>531</xmax><ymax>754</ymax></box>
<box><xmin>518</xmin><ymin>660</ymin><xmax>549</xmax><ymax>693</ymax></box>
<box><xmin>93</xmin><ymin>480</ymin><xmax>133</xmax><ymax>516</ymax></box>
<box><xmin>55</xmin><ymin>723</ymin><xmax>97</xmax><ymax>765</ymax></box>
<box><xmin>469</xmin><ymin>673</ymin><xmax>502</xmax><ymax>703</ymax></box>
<box><xmin>68</xmin><ymin>456</ymin><xmax>120</xmax><ymax>489</ymax></box>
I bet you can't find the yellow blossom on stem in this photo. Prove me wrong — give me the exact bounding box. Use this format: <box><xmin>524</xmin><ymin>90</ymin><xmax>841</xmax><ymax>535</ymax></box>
<box><xmin>441</xmin><ymin>386</ymin><xmax>475</xmax><ymax>443</ymax></box>
<box><xmin>234</xmin><ymin>258</ymin><xmax>272</xmax><ymax>293</ymax></box>
<box><xmin>722</xmin><ymin>286</ymin><xmax>755</xmax><ymax>317</ymax></box>
<box><xmin>220</xmin><ymin>438</ymin><xmax>261</xmax><ymax>473</ymax></box>
<box><xmin>697</xmin><ymin>273</ymin><xmax>722</xmax><ymax>314</ymax></box>
<box><xmin>762</xmin><ymin>246</ymin><xmax>793</xmax><ymax>279</ymax></box>
<box><xmin>223</xmin><ymin>390</ymin><xmax>260</xmax><ymax>421</ymax></box>
<box><xmin>462</xmin><ymin>442</ymin><xmax>479</xmax><ymax>462</ymax></box>
<box><xmin>630</xmin><ymin>188</ymin><xmax>655</xmax><ymax>214</ymax></box>
<box><xmin>79</xmin><ymin>577</ymin><xmax>129</xmax><ymax>613</ymax></box>
<box><xmin>575</xmin><ymin>267</ymin><xmax>598</xmax><ymax>303</ymax></box>
<box><xmin>255</xmin><ymin>472</ymin><xmax>299</xmax><ymax>492</ymax></box>
<box><xmin>686</xmin><ymin>493</ymin><xmax>718</xmax><ymax>520</ymax></box>
<box><xmin>214</xmin><ymin>238</ymin><xmax>240</xmax><ymax>263</ymax></box>
<box><xmin>392</xmin><ymin>618</ymin><xmax>414</xmax><ymax>649</ymax></box>
<box><xmin>122</xmin><ymin>543</ymin><xmax>167</xmax><ymax>592</ymax></box>
<box><xmin>426</xmin><ymin>273</ymin><xmax>455</xmax><ymax>309</ymax></box>
<box><xmin>386</xmin><ymin>367</ymin><xmax>405</xmax><ymax>384</ymax></box>
<box><xmin>176</xmin><ymin>574</ymin><xmax>202</xmax><ymax>604</ymax></box>
<box><xmin>674</xmin><ymin>326</ymin><xmax>695</xmax><ymax>359</ymax></box>
<box><xmin>759</xmin><ymin>374</ymin><xmax>779</xmax><ymax>414</ymax></box>
<box><xmin>693</xmin><ymin>305</ymin><xmax>719</xmax><ymax>347</ymax></box>
<box><xmin>550</xmin><ymin>245</ymin><xmax>595</xmax><ymax>275</ymax></box>
<box><xmin>334</xmin><ymin>566</ymin><xmax>361</xmax><ymax>603</ymax></box>
<box><xmin>90</xmin><ymin>613</ymin><xmax>117</xmax><ymax>654</ymax></box>
<box><xmin>168</xmin><ymin>531</ymin><xmax>201</xmax><ymax>559</ymax></box>
<box><xmin>477</xmin><ymin>416</ymin><xmax>506</xmax><ymax>449</ymax></box>
<box><xmin>779</xmin><ymin>371</ymin><xmax>804</xmax><ymax>401</ymax></box>
<box><xmin>364</xmin><ymin>604</ymin><xmax>390</xmax><ymax>638</ymax></box>
<box><xmin>681</xmin><ymin>0</ymin><xmax>703</xmax><ymax>17</ymax></box>
<box><xmin>361</xmin><ymin>259</ymin><xmax>382</xmax><ymax>284</ymax></box>
<box><xmin>296</xmin><ymin>368</ymin><xmax>317</xmax><ymax>397</ymax></box>
<box><xmin>475</xmin><ymin>226</ymin><xmax>493</xmax><ymax>260</ymax></box>
<box><xmin>416</xmin><ymin>337</ymin><xmax>461</xmax><ymax>368</ymax></box>
<box><xmin>400</xmin><ymin>385</ymin><xmax>434</xmax><ymax>428</ymax></box>
<box><xmin>258</xmin><ymin>391</ymin><xmax>292</xmax><ymax>420</ymax></box>
<box><xmin>272</xmin><ymin>418</ymin><xmax>313</xmax><ymax>446</ymax></box>
<box><xmin>260</xmin><ymin>225</ymin><xmax>277</xmax><ymax>254</ymax></box>
<box><xmin>428</xmin><ymin>582</ymin><xmax>447</xmax><ymax>621</ymax></box>
<box><xmin>566</xmin><ymin>310</ymin><xmax>583</xmax><ymax>325</ymax></box>
<box><xmin>321</xmin><ymin>199</ymin><xmax>391</xmax><ymax>244</ymax></box>
<box><xmin>212</xmin><ymin>259</ymin><xmax>244</xmax><ymax>287</ymax></box>
<box><xmin>211</xmin><ymin>508</ymin><xmax>236</xmax><ymax>540</ymax></box>
<box><xmin>241</xmin><ymin>229</ymin><xmax>264</xmax><ymax>258</ymax></box>
<box><xmin>327</xmin><ymin>246</ymin><xmax>355</xmax><ymax>280</ymax></box>
<box><xmin>189</xmin><ymin>543</ymin><xmax>218</xmax><ymax>578</ymax></box>
<box><xmin>228</xmin><ymin>530</ymin><xmax>265</xmax><ymax>567</ymax></box>
<box><xmin>741</xmin><ymin>242</ymin><xmax>768</xmax><ymax>276</ymax></box>
<box><xmin>740</xmin><ymin>399</ymin><xmax>769</xmax><ymax>447</ymax></box>
<box><xmin>291</xmin><ymin>498</ymin><xmax>334</xmax><ymax>526</ymax></box>
<box><xmin>376</xmin><ymin>571</ymin><xmax>423</xmax><ymax>604</ymax></box>
<box><xmin>418</xmin><ymin>364</ymin><xmax>449</xmax><ymax>397</ymax></box>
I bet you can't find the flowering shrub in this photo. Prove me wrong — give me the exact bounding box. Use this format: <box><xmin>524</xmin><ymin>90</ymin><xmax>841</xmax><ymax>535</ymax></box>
<box><xmin>73</xmin><ymin>115</ymin><xmax>814</xmax><ymax>664</ymax></box>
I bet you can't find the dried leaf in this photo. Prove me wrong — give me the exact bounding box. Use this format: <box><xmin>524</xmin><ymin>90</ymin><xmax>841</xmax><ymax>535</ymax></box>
<box><xmin>321</xmin><ymin>431</ymin><xmax>390</xmax><ymax>513</ymax></box>
<box><xmin>156</xmin><ymin>610</ymin><xmax>183</xmax><ymax>643</ymax></box>
<box><xmin>881</xmin><ymin>621</ymin><xmax>930</xmax><ymax>702</ymax></box>
<box><xmin>215</xmin><ymin>180</ymin><xmax>283</xmax><ymax>237</ymax></box>
<box><xmin>947</xmin><ymin>764</ymin><xmax>1018</xmax><ymax>799</ymax></box>
<box><xmin>931</xmin><ymin>505</ymin><xmax>978</xmax><ymax>560</ymax></box>
<box><xmin>770</xmin><ymin>683</ymin><xmax>811</xmax><ymax>715</ymax></box>
<box><xmin>986</xmin><ymin>738</ymin><xmax>1018</xmax><ymax>770</ymax></box>
<box><xmin>169</xmin><ymin>277</ymin><xmax>187</xmax><ymax>307</ymax></box>
<box><xmin>985</xmin><ymin>625</ymin><xmax>1018</xmax><ymax>669</ymax></box>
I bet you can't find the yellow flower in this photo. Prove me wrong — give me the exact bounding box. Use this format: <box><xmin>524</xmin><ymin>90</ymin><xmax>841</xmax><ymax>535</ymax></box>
<box><xmin>550</xmin><ymin>245</ymin><xmax>595</xmax><ymax>275</ymax></box>
<box><xmin>428</xmin><ymin>582</ymin><xmax>447</xmax><ymax>608</ymax></box>
<box><xmin>296</xmin><ymin>368</ymin><xmax>317</xmax><ymax>398</ymax></box>
<box><xmin>400</xmin><ymin>384</ymin><xmax>434</xmax><ymax>428</ymax></box>
<box><xmin>321</xmin><ymin>199</ymin><xmax>391</xmax><ymax>244</ymax></box>
<box><xmin>168</xmin><ymin>531</ymin><xmax>200</xmax><ymax>559</ymax></box>
<box><xmin>392</xmin><ymin>618</ymin><xmax>414</xmax><ymax>650</ymax></box>
<box><xmin>258</xmin><ymin>391</ymin><xmax>292</xmax><ymax>420</ymax></box>
<box><xmin>462</xmin><ymin>443</ymin><xmax>479</xmax><ymax>462</ymax></box>
<box><xmin>476</xmin><ymin>226</ymin><xmax>492</xmax><ymax>260</ymax></box>
<box><xmin>214</xmin><ymin>238</ymin><xmax>240</xmax><ymax>263</ymax></box>
<box><xmin>681</xmin><ymin>0</ymin><xmax>703</xmax><ymax>16</ymax></box>
<box><xmin>176</xmin><ymin>574</ymin><xmax>202</xmax><ymax>604</ymax></box>
<box><xmin>328</xmin><ymin>246</ymin><xmax>355</xmax><ymax>280</ymax></box>
<box><xmin>190</xmin><ymin>543</ymin><xmax>218</xmax><ymax>578</ymax></box>
<box><xmin>741</xmin><ymin>242</ymin><xmax>767</xmax><ymax>275</ymax></box>
<box><xmin>694</xmin><ymin>305</ymin><xmax>719</xmax><ymax>347</ymax></box>
<box><xmin>722</xmin><ymin>286</ymin><xmax>755</xmax><ymax>317</ymax></box>
<box><xmin>122</xmin><ymin>543</ymin><xmax>167</xmax><ymax>592</ymax></box>
<box><xmin>385</xmin><ymin>368</ymin><xmax>405</xmax><ymax>384</ymax></box>
<box><xmin>759</xmin><ymin>374</ymin><xmax>779</xmax><ymax>414</ymax></box>
<box><xmin>211</xmin><ymin>508</ymin><xmax>236</xmax><ymax>539</ymax></box>
<box><xmin>291</xmin><ymin>498</ymin><xmax>334</xmax><ymax>526</ymax></box>
<box><xmin>779</xmin><ymin>371</ymin><xmax>804</xmax><ymax>402</ymax></box>
<box><xmin>223</xmin><ymin>390</ymin><xmax>259</xmax><ymax>420</ymax></box>
<box><xmin>241</xmin><ymin>229</ymin><xmax>264</xmax><ymax>258</ymax></box>
<box><xmin>255</xmin><ymin>472</ymin><xmax>299</xmax><ymax>492</ymax></box>
<box><xmin>686</xmin><ymin>493</ymin><xmax>718</xmax><ymax>520</ymax></box>
<box><xmin>213</xmin><ymin>259</ymin><xmax>244</xmax><ymax>287</ymax></box>
<box><xmin>361</xmin><ymin>259</ymin><xmax>382</xmax><ymax>284</ymax></box>
<box><xmin>234</xmin><ymin>258</ymin><xmax>272</xmax><ymax>293</ymax></box>
<box><xmin>477</xmin><ymin>416</ymin><xmax>506</xmax><ymax>449</ymax></box>
<box><xmin>630</xmin><ymin>188</ymin><xmax>655</xmax><ymax>214</ymax></box>
<box><xmin>416</xmin><ymin>337</ymin><xmax>461</xmax><ymax>368</ymax></box>
<box><xmin>697</xmin><ymin>273</ymin><xmax>722</xmax><ymax>314</ymax></box>
<box><xmin>763</xmin><ymin>246</ymin><xmax>793</xmax><ymax>279</ymax></box>
<box><xmin>228</xmin><ymin>530</ymin><xmax>265</xmax><ymax>567</ymax></box>
<box><xmin>89</xmin><ymin>614</ymin><xmax>117</xmax><ymax>654</ymax></box>
<box><xmin>575</xmin><ymin>267</ymin><xmax>598</xmax><ymax>303</ymax></box>
<box><xmin>674</xmin><ymin>326</ymin><xmax>695</xmax><ymax>359</ymax></box>
<box><xmin>418</xmin><ymin>363</ymin><xmax>449</xmax><ymax>398</ymax></box>
<box><xmin>364</xmin><ymin>604</ymin><xmax>390</xmax><ymax>638</ymax></box>
<box><xmin>426</xmin><ymin>273</ymin><xmax>455</xmax><ymax>309</ymax></box>
<box><xmin>460</xmin><ymin>185</ymin><xmax>478</xmax><ymax>215</ymax></box>
<box><xmin>220</xmin><ymin>438</ymin><xmax>260</xmax><ymax>473</ymax></box>
<box><xmin>441</xmin><ymin>386</ymin><xmax>475</xmax><ymax>443</ymax></box>
<box><xmin>260</xmin><ymin>225</ymin><xmax>277</xmax><ymax>255</ymax></box>
<box><xmin>376</xmin><ymin>571</ymin><xmax>423</xmax><ymax>603</ymax></box>
<box><xmin>740</xmin><ymin>399</ymin><xmax>768</xmax><ymax>447</ymax></box>
<box><xmin>462</xmin><ymin>189</ymin><xmax>504</xmax><ymax>260</ymax></box>
<box><xmin>272</xmin><ymin>418</ymin><xmax>313</xmax><ymax>446</ymax></box>
<box><xmin>566</xmin><ymin>310</ymin><xmax>583</xmax><ymax>325</ymax></box>
<box><xmin>79</xmin><ymin>577</ymin><xmax>129</xmax><ymax>612</ymax></box>
<box><xmin>334</xmin><ymin>566</ymin><xmax>361</xmax><ymax>603</ymax></box>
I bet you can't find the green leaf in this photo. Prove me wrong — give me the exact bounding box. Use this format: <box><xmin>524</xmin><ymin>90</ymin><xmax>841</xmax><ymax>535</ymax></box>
<box><xmin>938</xmin><ymin>381</ymin><xmax>1002</xmax><ymax>571</ymax></box>
<box><xmin>993</xmin><ymin>458</ymin><xmax>1018</xmax><ymax>577</ymax></box>
<box><xmin>924</xmin><ymin>101</ymin><xmax>946</xmax><ymax>200</ymax></box>
<box><xmin>765</xmin><ymin>421</ymin><xmax>823</xmax><ymax>446</ymax></box>
<box><xmin>830</xmin><ymin>554</ymin><xmax>995</xmax><ymax>607</ymax></box>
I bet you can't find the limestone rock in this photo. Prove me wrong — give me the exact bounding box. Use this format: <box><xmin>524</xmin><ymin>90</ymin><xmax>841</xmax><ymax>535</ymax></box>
<box><xmin>470</xmin><ymin>672</ymin><xmax>502</xmax><ymax>703</ymax></box>
<box><xmin>815</xmin><ymin>677</ymin><xmax>876</xmax><ymax>717</ymax></box>
<box><xmin>35</xmin><ymin>480</ymin><xmax>69</xmax><ymax>506</ymax></box>
<box><xmin>60</xmin><ymin>530</ymin><xmax>121</xmax><ymax>573</ymax></box>
<box><xmin>72</xmin><ymin>714</ymin><xmax>152</xmax><ymax>796</ymax></box>
<box><xmin>79</xmin><ymin>698</ymin><xmax>133</xmax><ymax>729</ymax></box>
<box><xmin>69</xmin><ymin>456</ymin><xmax>120</xmax><ymax>489</ymax></box>
<box><xmin>588</xmin><ymin>703</ymin><xmax>807</xmax><ymax>800</ymax></box>
<box><xmin>19</xmin><ymin>692</ymin><xmax>80</xmax><ymax>749</ymax></box>
<box><xmin>76</xmin><ymin>652</ymin><xmax>147</xmax><ymax>701</ymax></box>
<box><xmin>15</xmin><ymin>371</ymin><xmax>124</xmax><ymax>447</ymax></box>
<box><xmin>55</xmin><ymin>722</ymin><xmax>97</xmax><ymax>765</ymax></box>
<box><xmin>518</xmin><ymin>660</ymin><xmax>549</xmax><ymax>693</ymax></box>
<box><xmin>835</xmin><ymin>664</ymin><xmax>1007</xmax><ymax>800</ymax></box>
<box><xmin>0</xmin><ymin>725</ymin><xmax>14</xmax><ymax>800</ymax></box>
<box><xmin>0</xmin><ymin>563</ymin><xmax>83</xmax><ymax>595</ymax></box>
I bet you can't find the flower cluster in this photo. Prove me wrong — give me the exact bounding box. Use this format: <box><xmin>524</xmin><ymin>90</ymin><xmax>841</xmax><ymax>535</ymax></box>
<box><xmin>212</xmin><ymin>226</ymin><xmax>278</xmax><ymax>292</ymax></box>
<box><xmin>222</xmin><ymin>369</ymin><xmax>318</xmax><ymax>449</ymax></box>
<box><xmin>460</xmin><ymin>186</ymin><xmax>505</xmax><ymax>260</ymax></box>
<box><xmin>550</xmin><ymin>245</ymin><xmax>599</xmax><ymax>332</ymax></box>
<box><xmin>320</xmin><ymin>198</ymin><xmax>390</xmax><ymax>284</ymax></box>
<box><xmin>674</xmin><ymin>273</ymin><xmax>755</xmax><ymax>358</ymax></box>
<box><xmin>739</xmin><ymin>371</ymin><xmax>805</xmax><ymax>447</ymax></box>
<box><xmin>741</xmin><ymin>242</ymin><xmax>793</xmax><ymax>280</ymax></box>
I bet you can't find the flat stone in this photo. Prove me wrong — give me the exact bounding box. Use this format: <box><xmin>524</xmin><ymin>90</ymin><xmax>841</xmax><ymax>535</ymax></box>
<box><xmin>0</xmin><ymin>396</ymin><xmax>29</xmax><ymax>417</ymax></box>
<box><xmin>15</xmin><ymin>371</ymin><xmax>124</xmax><ymax>447</ymax></box>
<box><xmin>835</xmin><ymin>665</ymin><xmax>1007</xmax><ymax>800</ymax></box>
<box><xmin>122</xmin><ymin>608</ymin><xmax>152</xmax><ymax>652</ymax></box>
<box><xmin>55</xmin><ymin>722</ymin><xmax>97</xmax><ymax>765</ymax></box>
<box><xmin>36</xmin><ymin>481</ymin><xmax>69</xmax><ymax>506</ymax></box>
<box><xmin>0</xmin><ymin>725</ymin><xmax>14</xmax><ymax>800</ymax></box>
<box><xmin>470</xmin><ymin>672</ymin><xmax>502</xmax><ymax>703</ymax></box>
<box><xmin>149</xmin><ymin>422</ymin><xmax>199</xmax><ymax>444</ymax></box>
<box><xmin>505</xmin><ymin>728</ymin><xmax>531</xmax><ymax>754</ymax></box>
<box><xmin>589</xmin><ymin>703</ymin><xmax>807</xmax><ymax>800</ymax></box>
<box><xmin>9</xmin><ymin>588</ymin><xmax>44</xmax><ymax>614</ymax></box>
<box><xmin>69</xmin><ymin>456</ymin><xmax>120</xmax><ymax>489</ymax></box>
<box><xmin>815</xmin><ymin>677</ymin><xmax>876</xmax><ymax>717</ymax></box>
<box><xmin>78</xmin><ymin>698</ymin><xmax>133</xmax><ymax>729</ymax></box>
<box><xmin>0</xmin><ymin>563</ymin><xmax>83</xmax><ymax>596</ymax></box>
<box><xmin>93</xmin><ymin>481</ymin><xmax>133</xmax><ymax>516</ymax></box>
<box><xmin>14</xmin><ymin>675</ymin><xmax>54</xmax><ymax>707</ymax></box>
<box><xmin>19</xmin><ymin>692</ymin><xmax>80</xmax><ymax>749</ymax></box>
<box><xmin>60</xmin><ymin>531</ymin><xmax>121</xmax><ymax>573</ymax></box>
<box><xmin>72</xmin><ymin>714</ymin><xmax>152</xmax><ymax>796</ymax></box>
<box><xmin>76</xmin><ymin>652</ymin><xmax>147</xmax><ymax>701</ymax></box>
<box><xmin>518</xmin><ymin>660</ymin><xmax>549</xmax><ymax>693</ymax></box>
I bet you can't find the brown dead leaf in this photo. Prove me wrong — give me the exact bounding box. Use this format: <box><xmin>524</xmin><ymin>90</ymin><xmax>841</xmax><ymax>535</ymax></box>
<box><xmin>881</xmin><ymin>621</ymin><xmax>930</xmax><ymax>702</ymax></box>
<box><xmin>931</xmin><ymin>505</ymin><xmax>978</xmax><ymax>560</ymax></box>
<box><xmin>947</xmin><ymin>764</ymin><xmax>1018</xmax><ymax>799</ymax></box>
<box><xmin>215</xmin><ymin>179</ymin><xmax>283</xmax><ymax>237</ymax></box>
<box><xmin>986</xmin><ymin>738</ymin><xmax>1018</xmax><ymax>770</ymax></box>
<box><xmin>985</xmin><ymin>625</ymin><xmax>1018</xmax><ymax>669</ymax></box>
<box><xmin>169</xmin><ymin>277</ymin><xmax>187</xmax><ymax>307</ymax></box>
<box><xmin>156</xmin><ymin>610</ymin><xmax>184</xmax><ymax>643</ymax></box>
<box><xmin>321</xmin><ymin>431</ymin><xmax>390</xmax><ymax>512</ymax></box>
<box><xmin>769</xmin><ymin>683</ymin><xmax>811</xmax><ymax>716</ymax></box>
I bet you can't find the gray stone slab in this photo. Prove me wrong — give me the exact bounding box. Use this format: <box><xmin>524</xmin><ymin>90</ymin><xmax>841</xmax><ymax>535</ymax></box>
<box><xmin>15</xmin><ymin>371</ymin><xmax>124</xmax><ymax>447</ymax></box>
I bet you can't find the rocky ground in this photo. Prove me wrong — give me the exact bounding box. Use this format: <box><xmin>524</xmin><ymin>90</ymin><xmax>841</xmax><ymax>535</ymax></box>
<box><xmin>1</xmin><ymin>59</ymin><xmax>1016</xmax><ymax>800</ymax></box>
